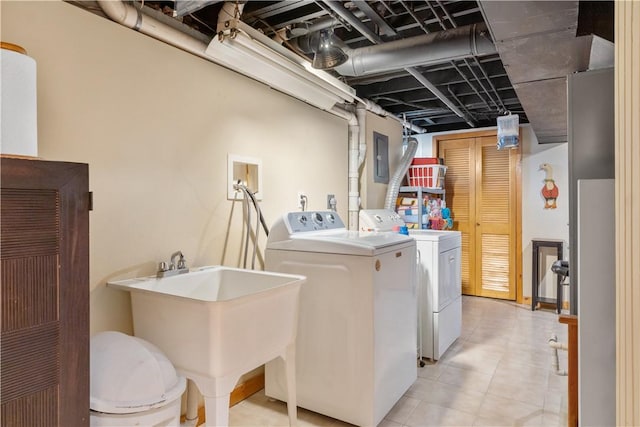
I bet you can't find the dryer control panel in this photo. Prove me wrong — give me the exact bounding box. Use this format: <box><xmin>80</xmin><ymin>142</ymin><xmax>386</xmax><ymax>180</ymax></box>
<box><xmin>359</xmin><ymin>209</ymin><xmax>405</xmax><ymax>232</ymax></box>
<box><xmin>286</xmin><ymin>211</ymin><xmax>345</xmax><ymax>233</ymax></box>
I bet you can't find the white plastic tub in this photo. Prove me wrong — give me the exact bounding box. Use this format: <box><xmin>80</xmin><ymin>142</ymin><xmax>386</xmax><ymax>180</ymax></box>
<box><xmin>89</xmin><ymin>331</ymin><xmax>186</xmax><ymax>427</ymax></box>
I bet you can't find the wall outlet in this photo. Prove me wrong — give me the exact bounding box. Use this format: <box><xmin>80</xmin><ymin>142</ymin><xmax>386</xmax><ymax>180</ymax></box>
<box><xmin>327</xmin><ymin>194</ymin><xmax>336</xmax><ymax>210</ymax></box>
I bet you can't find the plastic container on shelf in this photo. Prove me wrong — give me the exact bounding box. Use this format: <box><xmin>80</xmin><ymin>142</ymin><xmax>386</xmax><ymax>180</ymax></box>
<box><xmin>407</xmin><ymin>162</ymin><xmax>447</xmax><ymax>188</ymax></box>
<box><xmin>90</xmin><ymin>331</ymin><xmax>186</xmax><ymax>427</ymax></box>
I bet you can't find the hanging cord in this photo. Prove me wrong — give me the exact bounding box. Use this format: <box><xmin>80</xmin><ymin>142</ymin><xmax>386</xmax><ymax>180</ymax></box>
<box><xmin>240</xmin><ymin>185</ymin><xmax>251</xmax><ymax>269</ymax></box>
<box><xmin>234</xmin><ymin>183</ymin><xmax>269</xmax><ymax>237</ymax></box>
<box><xmin>251</xmin><ymin>189</ymin><xmax>261</xmax><ymax>269</ymax></box>
<box><xmin>234</xmin><ymin>182</ymin><xmax>270</xmax><ymax>270</ymax></box>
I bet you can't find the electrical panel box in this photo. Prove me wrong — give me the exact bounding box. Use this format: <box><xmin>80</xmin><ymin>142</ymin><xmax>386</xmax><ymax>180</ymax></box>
<box><xmin>373</xmin><ymin>132</ymin><xmax>389</xmax><ymax>184</ymax></box>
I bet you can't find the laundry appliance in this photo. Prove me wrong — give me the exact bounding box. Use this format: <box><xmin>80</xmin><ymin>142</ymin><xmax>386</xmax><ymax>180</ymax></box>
<box><xmin>360</xmin><ymin>209</ymin><xmax>462</xmax><ymax>360</ymax></box>
<box><xmin>264</xmin><ymin>211</ymin><xmax>417</xmax><ymax>427</ymax></box>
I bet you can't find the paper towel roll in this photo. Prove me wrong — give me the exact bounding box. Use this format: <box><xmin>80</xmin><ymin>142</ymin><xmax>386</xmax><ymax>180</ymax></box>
<box><xmin>1</xmin><ymin>42</ymin><xmax>38</xmax><ymax>157</ymax></box>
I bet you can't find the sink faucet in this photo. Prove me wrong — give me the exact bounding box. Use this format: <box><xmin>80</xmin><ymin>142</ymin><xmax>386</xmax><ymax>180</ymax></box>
<box><xmin>171</xmin><ymin>251</ymin><xmax>187</xmax><ymax>269</ymax></box>
<box><xmin>157</xmin><ymin>250</ymin><xmax>189</xmax><ymax>278</ymax></box>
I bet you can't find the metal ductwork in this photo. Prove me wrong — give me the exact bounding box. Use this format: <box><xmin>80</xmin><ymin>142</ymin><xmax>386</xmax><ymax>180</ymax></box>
<box><xmin>479</xmin><ymin>1</ymin><xmax>614</xmax><ymax>144</ymax></box>
<box><xmin>317</xmin><ymin>0</ymin><xmax>490</xmax><ymax>125</ymax></box>
<box><xmin>333</xmin><ymin>23</ymin><xmax>496</xmax><ymax>77</ymax></box>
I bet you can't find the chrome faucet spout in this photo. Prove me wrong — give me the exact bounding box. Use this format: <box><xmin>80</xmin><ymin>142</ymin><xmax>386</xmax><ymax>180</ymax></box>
<box><xmin>170</xmin><ymin>251</ymin><xmax>184</xmax><ymax>268</ymax></box>
<box><xmin>157</xmin><ymin>251</ymin><xmax>189</xmax><ymax>278</ymax></box>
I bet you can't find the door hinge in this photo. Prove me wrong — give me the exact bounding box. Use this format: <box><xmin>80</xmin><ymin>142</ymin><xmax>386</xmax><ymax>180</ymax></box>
<box><xmin>88</xmin><ymin>191</ymin><xmax>93</xmax><ymax>211</ymax></box>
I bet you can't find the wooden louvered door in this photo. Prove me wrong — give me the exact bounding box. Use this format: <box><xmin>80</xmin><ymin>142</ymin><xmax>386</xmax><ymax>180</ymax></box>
<box><xmin>437</xmin><ymin>137</ymin><xmax>476</xmax><ymax>296</ymax></box>
<box><xmin>438</xmin><ymin>133</ymin><xmax>519</xmax><ymax>300</ymax></box>
<box><xmin>1</xmin><ymin>157</ymin><xmax>89</xmax><ymax>426</ymax></box>
<box><xmin>475</xmin><ymin>136</ymin><xmax>517</xmax><ymax>299</ymax></box>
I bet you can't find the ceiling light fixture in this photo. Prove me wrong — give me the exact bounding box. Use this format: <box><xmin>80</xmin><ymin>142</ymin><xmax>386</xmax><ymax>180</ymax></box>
<box><xmin>206</xmin><ymin>21</ymin><xmax>355</xmax><ymax>110</ymax></box>
<box><xmin>312</xmin><ymin>29</ymin><xmax>348</xmax><ymax>70</ymax></box>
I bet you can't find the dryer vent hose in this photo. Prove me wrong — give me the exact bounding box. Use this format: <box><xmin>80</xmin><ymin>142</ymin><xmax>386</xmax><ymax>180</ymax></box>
<box><xmin>384</xmin><ymin>137</ymin><xmax>418</xmax><ymax>210</ymax></box>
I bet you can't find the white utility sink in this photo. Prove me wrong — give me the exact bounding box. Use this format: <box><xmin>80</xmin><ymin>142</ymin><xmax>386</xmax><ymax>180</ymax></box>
<box><xmin>108</xmin><ymin>265</ymin><xmax>305</xmax><ymax>427</ymax></box>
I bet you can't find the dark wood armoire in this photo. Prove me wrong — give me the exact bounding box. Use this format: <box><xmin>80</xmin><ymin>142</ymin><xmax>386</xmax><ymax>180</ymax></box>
<box><xmin>1</xmin><ymin>157</ymin><xmax>89</xmax><ymax>426</ymax></box>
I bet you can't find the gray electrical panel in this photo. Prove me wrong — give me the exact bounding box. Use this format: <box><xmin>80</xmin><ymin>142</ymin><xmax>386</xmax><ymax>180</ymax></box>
<box><xmin>373</xmin><ymin>132</ymin><xmax>389</xmax><ymax>184</ymax></box>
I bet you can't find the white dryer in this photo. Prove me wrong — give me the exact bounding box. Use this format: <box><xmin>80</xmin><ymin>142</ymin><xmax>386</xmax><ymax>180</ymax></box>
<box><xmin>264</xmin><ymin>211</ymin><xmax>417</xmax><ymax>427</ymax></box>
<box><xmin>360</xmin><ymin>209</ymin><xmax>462</xmax><ymax>360</ymax></box>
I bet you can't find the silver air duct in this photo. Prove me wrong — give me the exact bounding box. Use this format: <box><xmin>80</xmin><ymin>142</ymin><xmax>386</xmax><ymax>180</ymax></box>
<box><xmin>335</xmin><ymin>23</ymin><xmax>495</xmax><ymax>77</ymax></box>
<box><xmin>384</xmin><ymin>137</ymin><xmax>418</xmax><ymax>211</ymax></box>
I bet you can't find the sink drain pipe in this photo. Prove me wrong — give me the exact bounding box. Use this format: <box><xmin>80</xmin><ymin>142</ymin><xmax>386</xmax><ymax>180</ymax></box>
<box><xmin>330</xmin><ymin>105</ymin><xmax>361</xmax><ymax>230</ymax></box>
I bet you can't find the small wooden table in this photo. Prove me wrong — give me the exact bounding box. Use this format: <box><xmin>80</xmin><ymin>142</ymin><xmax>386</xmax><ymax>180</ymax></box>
<box><xmin>531</xmin><ymin>239</ymin><xmax>564</xmax><ymax>313</ymax></box>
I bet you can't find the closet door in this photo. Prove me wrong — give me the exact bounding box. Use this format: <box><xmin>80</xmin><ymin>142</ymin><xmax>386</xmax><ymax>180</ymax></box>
<box><xmin>437</xmin><ymin>138</ymin><xmax>476</xmax><ymax>296</ymax></box>
<box><xmin>1</xmin><ymin>158</ymin><xmax>89</xmax><ymax>426</ymax></box>
<box><xmin>475</xmin><ymin>136</ymin><xmax>518</xmax><ymax>299</ymax></box>
<box><xmin>438</xmin><ymin>134</ymin><xmax>519</xmax><ymax>300</ymax></box>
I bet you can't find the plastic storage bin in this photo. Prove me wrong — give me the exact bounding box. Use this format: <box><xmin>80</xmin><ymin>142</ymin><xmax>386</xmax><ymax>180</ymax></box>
<box><xmin>497</xmin><ymin>113</ymin><xmax>519</xmax><ymax>149</ymax></box>
<box><xmin>407</xmin><ymin>159</ymin><xmax>447</xmax><ymax>188</ymax></box>
<box><xmin>90</xmin><ymin>331</ymin><xmax>186</xmax><ymax>427</ymax></box>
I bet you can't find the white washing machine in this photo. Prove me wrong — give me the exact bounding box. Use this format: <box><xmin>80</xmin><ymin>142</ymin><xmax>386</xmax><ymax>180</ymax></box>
<box><xmin>264</xmin><ymin>211</ymin><xmax>417</xmax><ymax>427</ymax></box>
<box><xmin>360</xmin><ymin>209</ymin><xmax>462</xmax><ymax>361</ymax></box>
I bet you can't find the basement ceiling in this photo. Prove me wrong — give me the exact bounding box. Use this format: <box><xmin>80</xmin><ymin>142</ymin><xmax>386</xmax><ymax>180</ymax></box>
<box><xmin>70</xmin><ymin>1</ymin><xmax>614</xmax><ymax>135</ymax></box>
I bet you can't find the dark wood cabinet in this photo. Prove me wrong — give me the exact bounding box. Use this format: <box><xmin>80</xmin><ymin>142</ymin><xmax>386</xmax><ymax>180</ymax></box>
<box><xmin>1</xmin><ymin>157</ymin><xmax>89</xmax><ymax>426</ymax></box>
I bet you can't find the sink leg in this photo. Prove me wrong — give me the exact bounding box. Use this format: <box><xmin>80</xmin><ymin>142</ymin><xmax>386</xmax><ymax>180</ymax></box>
<box><xmin>203</xmin><ymin>394</ymin><xmax>230</xmax><ymax>427</ymax></box>
<box><xmin>284</xmin><ymin>343</ymin><xmax>298</xmax><ymax>427</ymax></box>
<box><xmin>186</xmin><ymin>380</ymin><xmax>200</xmax><ymax>423</ymax></box>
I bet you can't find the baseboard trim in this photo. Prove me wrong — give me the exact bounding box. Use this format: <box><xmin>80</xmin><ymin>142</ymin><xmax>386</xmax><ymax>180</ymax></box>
<box><xmin>523</xmin><ymin>296</ymin><xmax>570</xmax><ymax>311</ymax></box>
<box><xmin>230</xmin><ymin>372</ymin><xmax>265</xmax><ymax>407</ymax></box>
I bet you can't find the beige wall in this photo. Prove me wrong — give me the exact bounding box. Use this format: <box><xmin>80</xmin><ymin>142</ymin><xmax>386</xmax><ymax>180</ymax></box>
<box><xmin>360</xmin><ymin>111</ymin><xmax>404</xmax><ymax>209</ymax></box>
<box><xmin>520</xmin><ymin>126</ymin><xmax>569</xmax><ymax>301</ymax></box>
<box><xmin>2</xmin><ymin>1</ymin><xmax>360</xmax><ymax>335</ymax></box>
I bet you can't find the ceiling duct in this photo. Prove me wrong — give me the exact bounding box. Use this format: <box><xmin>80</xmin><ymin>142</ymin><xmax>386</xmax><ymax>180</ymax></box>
<box><xmin>479</xmin><ymin>1</ymin><xmax>614</xmax><ymax>144</ymax></box>
<box><xmin>333</xmin><ymin>23</ymin><xmax>496</xmax><ymax>77</ymax></box>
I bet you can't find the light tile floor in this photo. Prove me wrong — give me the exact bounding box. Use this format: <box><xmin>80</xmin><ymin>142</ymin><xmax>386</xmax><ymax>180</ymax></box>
<box><xmin>229</xmin><ymin>296</ymin><xmax>569</xmax><ymax>426</ymax></box>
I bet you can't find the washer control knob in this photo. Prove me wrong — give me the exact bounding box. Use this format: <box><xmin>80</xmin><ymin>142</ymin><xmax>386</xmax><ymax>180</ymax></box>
<box><xmin>326</xmin><ymin>213</ymin><xmax>335</xmax><ymax>223</ymax></box>
<box><xmin>299</xmin><ymin>215</ymin><xmax>307</xmax><ymax>225</ymax></box>
<box><xmin>313</xmin><ymin>212</ymin><xmax>324</xmax><ymax>225</ymax></box>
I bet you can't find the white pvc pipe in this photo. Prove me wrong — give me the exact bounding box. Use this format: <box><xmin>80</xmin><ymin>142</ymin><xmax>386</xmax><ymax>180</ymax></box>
<box><xmin>329</xmin><ymin>105</ymin><xmax>361</xmax><ymax>230</ymax></box>
<box><xmin>98</xmin><ymin>1</ymin><xmax>209</xmax><ymax>59</ymax></box>
<box><xmin>99</xmin><ymin>1</ymin><xmax>424</xmax><ymax>134</ymax></box>
<box><xmin>356</xmin><ymin>104</ymin><xmax>367</xmax><ymax>167</ymax></box>
<box><xmin>549</xmin><ymin>334</ymin><xmax>568</xmax><ymax>376</ymax></box>
<box><xmin>217</xmin><ymin>2</ymin><xmax>243</xmax><ymax>28</ymax></box>
<box><xmin>358</xmin><ymin>98</ymin><xmax>426</xmax><ymax>134</ymax></box>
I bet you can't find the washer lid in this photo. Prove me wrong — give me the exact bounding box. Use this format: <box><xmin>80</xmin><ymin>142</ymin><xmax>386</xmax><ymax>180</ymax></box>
<box><xmin>267</xmin><ymin>229</ymin><xmax>414</xmax><ymax>256</ymax></box>
<box><xmin>90</xmin><ymin>331</ymin><xmax>186</xmax><ymax>414</ymax></box>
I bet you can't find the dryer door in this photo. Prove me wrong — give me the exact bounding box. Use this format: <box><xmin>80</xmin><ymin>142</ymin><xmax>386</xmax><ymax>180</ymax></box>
<box><xmin>437</xmin><ymin>246</ymin><xmax>461</xmax><ymax>310</ymax></box>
